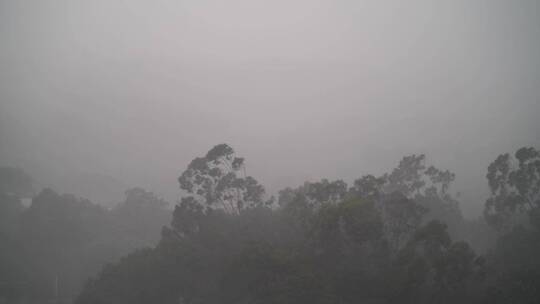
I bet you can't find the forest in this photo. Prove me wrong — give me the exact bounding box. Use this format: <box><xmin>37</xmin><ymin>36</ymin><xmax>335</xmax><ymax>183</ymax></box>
<box><xmin>2</xmin><ymin>0</ymin><xmax>539</xmax><ymax>303</ymax></box>
<box><xmin>1</xmin><ymin>144</ymin><xmax>539</xmax><ymax>304</ymax></box>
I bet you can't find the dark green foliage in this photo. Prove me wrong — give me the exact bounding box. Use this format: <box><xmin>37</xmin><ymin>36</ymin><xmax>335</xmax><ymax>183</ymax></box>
<box><xmin>75</xmin><ymin>146</ymin><xmax>491</xmax><ymax>304</ymax></box>
<box><xmin>77</xmin><ymin>196</ymin><xmax>482</xmax><ymax>304</ymax></box>
<box><xmin>4</xmin><ymin>146</ymin><xmax>540</xmax><ymax>303</ymax></box>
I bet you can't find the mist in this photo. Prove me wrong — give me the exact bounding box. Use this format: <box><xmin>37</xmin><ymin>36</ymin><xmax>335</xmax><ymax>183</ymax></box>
<box><xmin>2</xmin><ymin>0</ymin><xmax>539</xmax><ymax>215</ymax></box>
<box><xmin>1</xmin><ymin>1</ymin><xmax>540</xmax><ymax>303</ymax></box>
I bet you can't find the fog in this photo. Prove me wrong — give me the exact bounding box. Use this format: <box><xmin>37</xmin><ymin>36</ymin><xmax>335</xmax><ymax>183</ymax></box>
<box><xmin>2</xmin><ymin>1</ymin><xmax>540</xmax><ymax>303</ymax></box>
<box><xmin>2</xmin><ymin>1</ymin><xmax>540</xmax><ymax>212</ymax></box>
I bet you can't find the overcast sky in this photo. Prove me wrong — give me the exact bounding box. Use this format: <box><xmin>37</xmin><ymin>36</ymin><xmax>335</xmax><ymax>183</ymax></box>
<box><xmin>1</xmin><ymin>0</ymin><xmax>539</xmax><ymax>216</ymax></box>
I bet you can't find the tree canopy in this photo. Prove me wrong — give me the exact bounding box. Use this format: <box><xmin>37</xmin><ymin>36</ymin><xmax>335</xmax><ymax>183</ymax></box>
<box><xmin>2</xmin><ymin>145</ymin><xmax>539</xmax><ymax>304</ymax></box>
<box><xmin>178</xmin><ymin>144</ymin><xmax>266</xmax><ymax>215</ymax></box>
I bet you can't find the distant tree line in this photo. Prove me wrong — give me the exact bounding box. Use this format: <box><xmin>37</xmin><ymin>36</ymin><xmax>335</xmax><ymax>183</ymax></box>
<box><xmin>2</xmin><ymin>144</ymin><xmax>539</xmax><ymax>303</ymax></box>
<box><xmin>0</xmin><ymin>169</ymin><xmax>171</xmax><ymax>304</ymax></box>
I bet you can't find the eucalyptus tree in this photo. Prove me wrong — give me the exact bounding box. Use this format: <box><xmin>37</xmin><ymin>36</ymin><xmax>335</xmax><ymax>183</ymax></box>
<box><xmin>391</xmin><ymin>220</ymin><xmax>482</xmax><ymax>304</ymax></box>
<box><xmin>178</xmin><ymin>144</ymin><xmax>266</xmax><ymax>215</ymax></box>
<box><xmin>484</xmin><ymin>147</ymin><xmax>540</xmax><ymax>232</ymax></box>
<box><xmin>349</xmin><ymin>154</ymin><xmax>463</xmax><ymax>249</ymax></box>
<box><xmin>278</xmin><ymin>179</ymin><xmax>347</xmax><ymax>209</ymax></box>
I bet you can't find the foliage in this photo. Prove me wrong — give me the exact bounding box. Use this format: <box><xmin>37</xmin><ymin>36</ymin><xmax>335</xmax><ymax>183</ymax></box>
<box><xmin>3</xmin><ymin>145</ymin><xmax>540</xmax><ymax>303</ymax></box>
<box><xmin>351</xmin><ymin>154</ymin><xmax>467</xmax><ymax>243</ymax></box>
<box><xmin>178</xmin><ymin>144</ymin><xmax>266</xmax><ymax>214</ymax></box>
<box><xmin>390</xmin><ymin>221</ymin><xmax>483</xmax><ymax>304</ymax></box>
<box><xmin>0</xmin><ymin>185</ymin><xmax>171</xmax><ymax>303</ymax></box>
<box><xmin>480</xmin><ymin>147</ymin><xmax>540</xmax><ymax>304</ymax></box>
<box><xmin>112</xmin><ymin>187</ymin><xmax>171</xmax><ymax>246</ymax></box>
<box><xmin>75</xmin><ymin>146</ymin><xmax>491</xmax><ymax>304</ymax></box>
<box><xmin>278</xmin><ymin>179</ymin><xmax>348</xmax><ymax>209</ymax></box>
<box><xmin>484</xmin><ymin>147</ymin><xmax>540</xmax><ymax>231</ymax></box>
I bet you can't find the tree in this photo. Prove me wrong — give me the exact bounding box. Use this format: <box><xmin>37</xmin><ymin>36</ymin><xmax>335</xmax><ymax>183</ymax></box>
<box><xmin>278</xmin><ymin>179</ymin><xmax>347</xmax><ymax>210</ymax></box>
<box><xmin>178</xmin><ymin>144</ymin><xmax>266</xmax><ymax>215</ymax></box>
<box><xmin>479</xmin><ymin>148</ymin><xmax>540</xmax><ymax>303</ymax></box>
<box><xmin>351</xmin><ymin>155</ymin><xmax>464</xmax><ymax>242</ymax></box>
<box><xmin>352</xmin><ymin>155</ymin><xmax>458</xmax><ymax>206</ymax></box>
<box><xmin>112</xmin><ymin>187</ymin><xmax>171</xmax><ymax>247</ymax></box>
<box><xmin>19</xmin><ymin>188</ymin><xmax>111</xmax><ymax>302</ymax></box>
<box><xmin>376</xmin><ymin>192</ymin><xmax>427</xmax><ymax>251</ymax></box>
<box><xmin>78</xmin><ymin>147</ymin><xmax>518</xmax><ymax>304</ymax></box>
<box><xmin>482</xmin><ymin>223</ymin><xmax>540</xmax><ymax>304</ymax></box>
<box><xmin>390</xmin><ymin>221</ymin><xmax>483</xmax><ymax>304</ymax></box>
<box><xmin>349</xmin><ymin>174</ymin><xmax>386</xmax><ymax>199</ymax></box>
<box><xmin>484</xmin><ymin>147</ymin><xmax>540</xmax><ymax>232</ymax></box>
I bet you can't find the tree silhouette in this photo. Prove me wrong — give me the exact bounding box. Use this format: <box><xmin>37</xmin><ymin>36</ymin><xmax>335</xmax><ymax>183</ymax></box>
<box><xmin>178</xmin><ymin>144</ymin><xmax>265</xmax><ymax>215</ymax></box>
<box><xmin>484</xmin><ymin>147</ymin><xmax>540</xmax><ymax>231</ymax></box>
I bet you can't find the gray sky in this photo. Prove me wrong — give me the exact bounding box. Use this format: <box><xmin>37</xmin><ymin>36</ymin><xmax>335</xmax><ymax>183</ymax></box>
<box><xmin>1</xmin><ymin>0</ymin><xmax>539</xmax><ymax>217</ymax></box>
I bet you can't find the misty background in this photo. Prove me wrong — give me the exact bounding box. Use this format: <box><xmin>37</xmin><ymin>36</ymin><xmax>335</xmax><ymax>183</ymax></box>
<box><xmin>1</xmin><ymin>0</ymin><xmax>539</xmax><ymax>217</ymax></box>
